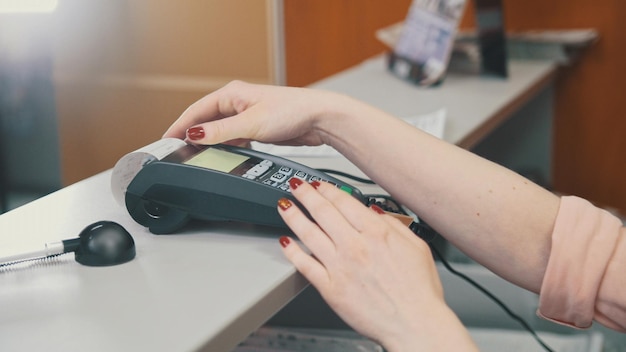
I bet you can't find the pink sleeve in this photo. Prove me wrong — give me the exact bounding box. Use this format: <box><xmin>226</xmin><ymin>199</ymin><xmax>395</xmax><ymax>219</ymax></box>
<box><xmin>537</xmin><ymin>196</ymin><xmax>626</xmax><ymax>331</ymax></box>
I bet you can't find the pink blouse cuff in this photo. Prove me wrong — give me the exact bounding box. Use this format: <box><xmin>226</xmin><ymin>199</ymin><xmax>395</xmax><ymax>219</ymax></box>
<box><xmin>537</xmin><ymin>196</ymin><xmax>623</xmax><ymax>330</ymax></box>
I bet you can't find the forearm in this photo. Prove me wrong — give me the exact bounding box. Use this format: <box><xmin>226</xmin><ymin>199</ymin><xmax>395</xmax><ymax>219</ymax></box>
<box><xmin>316</xmin><ymin>94</ymin><xmax>560</xmax><ymax>292</ymax></box>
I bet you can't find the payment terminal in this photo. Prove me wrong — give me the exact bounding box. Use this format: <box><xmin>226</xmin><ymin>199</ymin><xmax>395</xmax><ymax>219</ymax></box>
<box><xmin>122</xmin><ymin>143</ymin><xmax>365</xmax><ymax>234</ymax></box>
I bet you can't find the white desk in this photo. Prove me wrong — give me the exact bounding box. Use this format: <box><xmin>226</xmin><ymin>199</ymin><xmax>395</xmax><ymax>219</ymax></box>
<box><xmin>0</xmin><ymin>57</ymin><xmax>557</xmax><ymax>352</ymax></box>
<box><xmin>0</xmin><ymin>171</ymin><xmax>308</xmax><ymax>351</ymax></box>
<box><xmin>309</xmin><ymin>55</ymin><xmax>556</xmax><ymax>149</ymax></box>
<box><xmin>295</xmin><ymin>55</ymin><xmax>557</xmax><ymax>190</ymax></box>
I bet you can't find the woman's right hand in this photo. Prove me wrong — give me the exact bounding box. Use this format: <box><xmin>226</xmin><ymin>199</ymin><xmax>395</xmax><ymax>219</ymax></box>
<box><xmin>163</xmin><ymin>80</ymin><xmax>347</xmax><ymax>148</ymax></box>
<box><xmin>276</xmin><ymin>179</ymin><xmax>479</xmax><ymax>351</ymax></box>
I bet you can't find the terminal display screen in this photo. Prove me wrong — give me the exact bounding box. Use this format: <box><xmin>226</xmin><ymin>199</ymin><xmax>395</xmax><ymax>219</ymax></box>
<box><xmin>184</xmin><ymin>148</ymin><xmax>251</xmax><ymax>173</ymax></box>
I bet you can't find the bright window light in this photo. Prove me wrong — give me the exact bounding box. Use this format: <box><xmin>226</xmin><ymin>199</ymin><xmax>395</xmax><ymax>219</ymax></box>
<box><xmin>0</xmin><ymin>0</ymin><xmax>58</xmax><ymax>13</ymax></box>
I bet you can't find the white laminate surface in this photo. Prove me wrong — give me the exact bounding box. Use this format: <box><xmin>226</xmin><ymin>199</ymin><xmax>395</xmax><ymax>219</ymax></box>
<box><xmin>0</xmin><ymin>171</ymin><xmax>307</xmax><ymax>352</ymax></box>
<box><xmin>0</xmin><ymin>56</ymin><xmax>558</xmax><ymax>352</ymax></box>
<box><xmin>310</xmin><ymin>55</ymin><xmax>556</xmax><ymax>148</ymax></box>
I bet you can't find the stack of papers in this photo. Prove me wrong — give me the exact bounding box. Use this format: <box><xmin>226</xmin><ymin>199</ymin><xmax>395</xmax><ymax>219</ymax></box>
<box><xmin>234</xmin><ymin>326</ymin><xmax>383</xmax><ymax>352</ymax></box>
<box><xmin>233</xmin><ymin>326</ymin><xmax>603</xmax><ymax>352</ymax></box>
<box><xmin>468</xmin><ymin>327</ymin><xmax>603</xmax><ymax>352</ymax></box>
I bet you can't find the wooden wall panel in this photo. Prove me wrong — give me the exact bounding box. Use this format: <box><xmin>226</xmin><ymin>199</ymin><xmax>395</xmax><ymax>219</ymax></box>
<box><xmin>52</xmin><ymin>0</ymin><xmax>277</xmax><ymax>184</ymax></box>
<box><xmin>284</xmin><ymin>0</ymin><xmax>413</xmax><ymax>87</ymax></box>
<box><xmin>284</xmin><ymin>0</ymin><xmax>626</xmax><ymax>212</ymax></box>
<box><xmin>465</xmin><ymin>0</ymin><xmax>626</xmax><ymax>213</ymax></box>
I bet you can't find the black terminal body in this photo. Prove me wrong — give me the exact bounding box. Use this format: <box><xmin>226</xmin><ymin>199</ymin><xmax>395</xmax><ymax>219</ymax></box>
<box><xmin>125</xmin><ymin>144</ymin><xmax>365</xmax><ymax>234</ymax></box>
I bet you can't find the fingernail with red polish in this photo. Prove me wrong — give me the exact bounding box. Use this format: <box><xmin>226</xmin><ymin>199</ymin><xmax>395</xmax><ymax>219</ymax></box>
<box><xmin>187</xmin><ymin>126</ymin><xmax>205</xmax><ymax>140</ymax></box>
<box><xmin>371</xmin><ymin>205</ymin><xmax>385</xmax><ymax>214</ymax></box>
<box><xmin>310</xmin><ymin>181</ymin><xmax>321</xmax><ymax>189</ymax></box>
<box><xmin>278</xmin><ymin>197</ymin><xmax>292</xmax><ymax>211</ymax></box>
<box><xmin>288</xmin><ymin>177</ymin><xmax>303</xmax><ymax>190</ymax></box>
<box><xmin>279</xmin><ymin>236</ymin><xmax>290</xmax><ymax>248</ymax></box>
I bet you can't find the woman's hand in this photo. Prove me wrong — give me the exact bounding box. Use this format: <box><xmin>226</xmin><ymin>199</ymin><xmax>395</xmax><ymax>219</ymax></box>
<box><xmin>277</xmin><ymin>178</ymin><xmax>478</xmax><ymax>351</ymax></box>
<box><xmin>163</xmin><ymin>80</ymin><xmax>346</xmax><ymax>148</ymax></box>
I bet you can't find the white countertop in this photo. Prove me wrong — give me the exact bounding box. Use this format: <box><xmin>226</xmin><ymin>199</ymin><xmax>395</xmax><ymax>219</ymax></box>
<box><xmin>0</xmin><ymin>170</ymin><xmax>307</xmax><ymax>352</ymax></box>
<box><xmin>310</xmin><ymin>55</ymin><xmax>556</xmax><ymax>148</ymax></box>
<box><xmin>0</xmin><ymin>56</ymin><xmax>557</xmax><ymax>352</ymax></box>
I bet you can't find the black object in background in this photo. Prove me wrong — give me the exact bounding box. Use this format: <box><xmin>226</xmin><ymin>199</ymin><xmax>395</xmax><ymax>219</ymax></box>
<box><xmin>0</xmin><ymin>116</ymin><xmax>5</xmax><ymax>213</ymax></box>
<box><xmin>475</xmin><ymin>0</ymin><xmax>508</xmax><ymax>77</ymax></box>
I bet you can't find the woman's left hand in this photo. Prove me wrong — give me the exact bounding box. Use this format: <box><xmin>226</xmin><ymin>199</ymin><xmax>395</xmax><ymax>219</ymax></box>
<box><xmin>276</xmin><ymin>178</ymin><xmax>477</xmax><ymax>351</ymax></box>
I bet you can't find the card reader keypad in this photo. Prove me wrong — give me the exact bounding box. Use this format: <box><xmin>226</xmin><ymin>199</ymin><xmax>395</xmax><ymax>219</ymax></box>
<box><xmin>270</xmin><ymin>172</ymin><xmax>288</xmax><ymax>183</ymax></box>
<box><xmin>242</xmin><ymin>159</ymin><xmax>335</xmax><ymax>193</ymax></box>
<box><xmin>242</xmin><ymin>160</ymin><xmax>272</xmax><ymax>180</ymax></box>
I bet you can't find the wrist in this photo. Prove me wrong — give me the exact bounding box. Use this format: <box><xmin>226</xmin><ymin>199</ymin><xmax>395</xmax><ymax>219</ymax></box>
<box><xmin>311</xmin><ymin>90</ymin><xmax>393</xmax><ymax>155</ymax></box>
<box><xmin>309</xmin><ymin>91</ymin><xmax>358</xmax><ymax>144</ymax></box>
